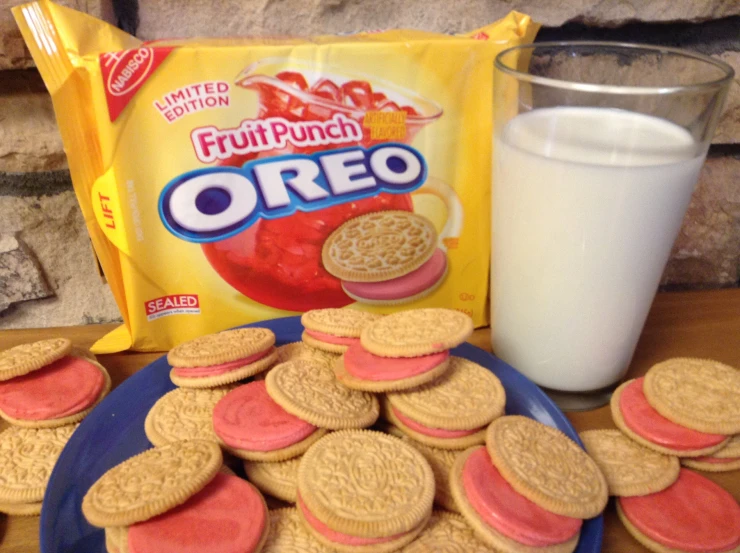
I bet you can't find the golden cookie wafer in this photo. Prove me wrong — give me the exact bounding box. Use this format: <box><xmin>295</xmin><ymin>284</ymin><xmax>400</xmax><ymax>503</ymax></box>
<box><xmin>682</xmin><ymin>434</ymin><xmax>740</xmax><ymax>472</ymax></box>
<box><xmin>0</xmin><ymin>500</ymin><xmax>43</xmax><ymax>516</ymax></box>
<box><xmin>265</xmin><ymin>360</ymin><xmax>379</xmax><ymax>429</ymax></box>
<box><xmin>297</xmin><ymin>430</ymin><xmax>434</xmax><ymax>538</ymax></box>
<box><xmin>486</xmin><ymin>416</ymin><xmax>608</xmax><ymax>519</ymax></box>
<box><xmin>243</xmin><ymin>456</ymin><xmax>300</xmax><ymax>502</ymax></box>
<box><xmin>385</xmin><ymin>425</ymin><xmax>460</xmax><ymax>512</ymax></box>
<box><xmin>167</xmin><ymin>328</ymin><xmax>275</xmax><ymax>367</ymax></box>
<box><xmin>399</xmin><ymin>511</ymin><xmax>498</xmax><ymax>553</ymax></box>
<box><xmin>332</xmin><ymin>353</ymin><xmax>450</xmax><ymax>393</ymax></box>
<box><xmin>322</xmin><ymin>211</ymin><xmax>438</xmax><ymax>283</ymax></box>
<box><xmin>301</xmin><ymin>309</ymin><xmax>382</xmax><ymax>337</ymax></box>
<box><xmin>144</xmin><ymin>386</ymin><xmax>232</xmax><ymax>446</ymax></box>
<box><xmin>275</xmin><ymin>342</ymin><xmax>339</xmax><ymax>366</ymax></box>
<box><xmin>0</xmin><ymin>424</ymin><xmax>77</xmax><ymax>504</ymax></box>
<box><xmin>0</xmin><ymin>338</ymin><xmax>72</xmax><ymax>381</ymax></box>
<box><xmin>643</xmin><ymin>358</ymin><xmax>740</xmax><ymax>435</ymax></box>
<box><xmin>360</xmin><ymin>308</ymin><xmax>473</xmax><ymax>357</ymax></box>
<box><xmin>579</xmin><ymin>429</ymin><xmax>680</xmax><ymax>496</ymax></box>
<box><xmin>262</xmin><ymin>508</ymin><xmax>334</xmax><ymax>553</ymax></box>
<box><xmin>387</xmin><ymin>356</ymin><xmax>505</xmax><ymax>430</ymax></box>
<box><xmin>0</xmin><ymin>357</ymin><xmax>112</xmax><ymax>429</ymax></box>
<box><xmin>302</xmin><ymin>331</ymin><xmax>352</xmax><ymax>354</ymax></box>
<box><xmin>82</xmin><ymin>439</ymin><xmax>222</xmax><ymax>527</ymax></box>
<box><xmin>382</xmin><ymin>399</ymin><xmax>486</xmax><ymax>450</ymax></box>
<box><xmin>105</xmin><ymin>526</ymin><xmax>129</xmax><ymax>553</ymax></box>
<box><xmin>449</xmin><ymin>447</ymin><xmax>580</xmax><ymax>553</ymax></box>
<box><xmin>610</xmin><ymin>380</ymin><xmax>729</xmax><ymax>457</ymax></box>
<box><xmin>222</xmin><ymin>427</ymin><xmax>328</xmax><ymax>462</ymax></box>
<box><xmin>169</xmin><ymin>349</ymin><xmax>277</xmax><ymax>388</ymax></box>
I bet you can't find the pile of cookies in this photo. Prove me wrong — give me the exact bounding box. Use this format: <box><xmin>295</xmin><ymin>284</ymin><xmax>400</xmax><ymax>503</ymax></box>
<box><xmin>0</xmin><ymin>338</ymin><xmax>111</xmax><ymax>515</ymax></box>
<box><xmin>88</xmin><ymin>307</ymin><xmax>611</xmax><ymax>553</ymax></box>
<box><xmin>582</xmin><ymin>358</ymin><xmax>740</xmax><ymax>553</ymax></box>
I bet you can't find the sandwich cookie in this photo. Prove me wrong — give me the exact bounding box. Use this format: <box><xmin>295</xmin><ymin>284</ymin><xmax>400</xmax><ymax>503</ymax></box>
<box><xmin>579</xmin><ymin>429</ymin><xmax>680</xmax><ymax>496</ymax></box>
<box><xmin>243</xmin><ymin>456</ymin><xmax>301</xmax><ymax>503</ymax></box>
<box><xmin>0</xmin><ymin>354</ymin><xmax>111</xmax><ymax>428</ymax></box>
<box><xmin>334</xmin><ymin>308</ymin><xmax>473</xmax><ymax>392</ymax></box>
<box><xmin>398</xmin><ymin>511</ymin><xmax>499</xmax><ymax>553</ymax></box>
<box><xmin>266</xmin><ymin>359</ymin><xmax>379</xmax><ymax>429</ymax></box>
<box><xmin>144</xmin><ymin>386</ymin><xmax>233</xmax><ymax>446</ymax></box>
<box><xmin>322</xmin><ymin>211</ymin><xmax>447</xmax><ymax>305</ymax></box>
<box><xmin>450</xmin><ymin>446</ymin><xmax>582</xmax><ymax>553</ymax></box>
<box><xmin>301</xmin><ymin>308</ymin><xmax>381</xmax><ymax>353</ymax></box>
<box><xmin>383</xmin><ymin>357</ymin><xmax>505</xmax><ymax>449</ymax></box>
<box><xmin>611</xmin><ymin>378</ymin><xmax>729</xmax><ymax>457</ymax></box>
<box><xmin>0</xmin><ymin>424</ymin><xmax>78</xmax><ymax>515</ymax></box>
<box><xmin>643</xmin><ymin>358</ymin><xmax>740</xmax><ymax>435</ymax></box>
<box><xmin>0</xmin><ymin>338</ymin><xmax>72</xmax><ymax>380</ymax></box>
<box><xmin>617</xmin><ymin>468</ymin><xmax>740</xmax><ymax>553</ymax></box>
<box><xmin>168</xmin><ymin>328</ymin><xmax>277</xmax><ymax>388</ymax></box>
<box><xmin>682</xmin><ymin>434</ymin><xmax>740</xmax><ymax>472</ymax></box>
<box><xmin>213</xmin><ymin>381</ymin><xmax>326</xmax><ymax>461</ymax></box>
<box><xmin>297</xmin><ymin>430</ymin><xmax>434</xmax><ymax>553</ymax></box>
<box><xmin>262</xmin><ymin>508</ymin><xmax>333</xmax><ymax>553</ymax></box>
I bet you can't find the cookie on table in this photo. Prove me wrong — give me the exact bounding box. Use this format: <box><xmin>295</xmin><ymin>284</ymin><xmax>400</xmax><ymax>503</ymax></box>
<box><xmin>611</xmin><ymin>378</ymin><xmax>729</xmax><ymax>457</ymax></box>
<box><xmin>383</xmin><ymin>356</ymin><xmax>505</xmax><ymax>449</ymax></box>
<box><xmin>0</xmin><ymin>424</ymin><xmax>78</xmax><ymax>516</ymax></box>
<box><xmin>643</xmin><ymin>358</ymin><xmax>740</xmax><ymax>435</ymax></box>
<box><xmin>579</xmin><ymin>429</ymin><xmax>680</xmax><ymax>497</ymax></box>
<box><xmin>0</xmin><ymin>338</ymin><xmax>111</xmax><ymax>428</ymax></box>
<box><xmin>399</xmin><ymin>511</ymin><xmax>499</xmax><ymax>553</ymax></box>
<box><xmin>262</xmin><ymin>508</ymin><xmax>333</xmax><ymax>553</ymax></box>
<box><xmin>243</xmin><ymin>456</ymin><xmax>300</xmax><ymax>503</ymax></box>
<box><xmin>682</xmin><ymin>434</ymin><xmax>740</xmax><ymax>472</ymax></box>
<box><xmin>322</xmin><ymin>211</ymin><xmax>447</xmax><ymax>305</ymax></box>
<box><xmin>334</xmin><ymin>308</ymin><xmax>473</xmax><ymax>393</ymax></box>
<box><xmin>450</xmin><ymin>445</ymin><xmax>582</xmax><ymax>553</ymax></box>
<box><xmin>212</xmin><ymin>381</ymin><xmax>327</xmax><ymax>461</ymax></box>
<box><xmin>301</xmin><ymin>308</ymin><xmax>381</xmax><ymax>353</ymax></box>
<box><xmin>168</xmin><ymin>328</ymin><xmax>277</xmax><ymax>388</ymax></box>
<box><xmin>616</xmin><ymin>468</ymin><xmax>740</xmax><ymax>553</ymax></box>
<box><xmin>144</xmin><ymin>386</ymin><xmax>233</xmax><ymax>446</ymax></box>
<box><xmin>297</xmin><ymin>430</ymin><xmax>434</xmax><ymax>553</ymax></box>
<box><xmin>265</xmin><ymin>359</ymin><xmax>379</xmax><ymax>429</ymax></box>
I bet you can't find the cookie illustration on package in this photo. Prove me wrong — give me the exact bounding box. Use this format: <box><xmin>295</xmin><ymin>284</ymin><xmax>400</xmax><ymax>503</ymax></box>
<box><xmin>322</xmin><ymin>211</ymin><xmax>448</xmax><ymax>305</ymax></box>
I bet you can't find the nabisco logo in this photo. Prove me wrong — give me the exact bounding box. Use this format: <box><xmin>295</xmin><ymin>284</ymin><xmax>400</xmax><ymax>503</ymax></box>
<box><xmin>104</xmin><ymin>48</ymin><xmax>154</xmax><ymax>97</ymax></box>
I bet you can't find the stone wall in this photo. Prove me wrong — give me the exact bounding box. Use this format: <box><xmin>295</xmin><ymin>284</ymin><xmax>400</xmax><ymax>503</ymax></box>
<box><xmin>1</xmin><ymin>0</ymin><xmax>738</xmax><ymax>328</ymax></box>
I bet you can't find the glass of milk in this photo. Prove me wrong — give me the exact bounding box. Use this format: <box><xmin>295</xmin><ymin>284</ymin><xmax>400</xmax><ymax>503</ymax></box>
<box><xmin>491</xmin><ymin>42</ymin><xmax>733</xmax><ymax>409</ymax></box>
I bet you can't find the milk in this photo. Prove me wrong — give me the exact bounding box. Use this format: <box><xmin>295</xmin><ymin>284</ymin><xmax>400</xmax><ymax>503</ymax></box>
<box><xmin>491</xmin><ymin>107</ymin><xmax>705</xmax><ymax>392</ymax></box>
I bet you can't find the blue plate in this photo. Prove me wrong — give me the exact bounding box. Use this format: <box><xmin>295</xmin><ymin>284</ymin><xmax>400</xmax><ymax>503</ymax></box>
<box><xmin>41</xmin><ymin>316</ymin><xmax>603</xmax><ymax>553</ymax></box>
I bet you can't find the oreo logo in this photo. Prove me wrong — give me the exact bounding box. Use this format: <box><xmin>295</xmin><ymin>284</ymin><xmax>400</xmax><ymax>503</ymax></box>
<box><xmin>159</xmin><ymin>143</ymin><xmax>427</xmax><ymax>243</ymax></box>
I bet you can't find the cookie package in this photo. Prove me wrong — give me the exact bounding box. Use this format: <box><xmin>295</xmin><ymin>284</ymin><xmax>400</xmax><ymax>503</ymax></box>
<box><xmin>13</xmin><ymin>0</ymin><xmax>538</xmax><ymax>353</ymax></box>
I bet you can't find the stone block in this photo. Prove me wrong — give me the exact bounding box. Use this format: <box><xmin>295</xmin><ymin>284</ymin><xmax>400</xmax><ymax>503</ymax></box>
<box><xmin>0</xmin><ymin>233</ymin><xmax>52</xmax><ymax>312</ymax></box>
<box><xmin>662</xmin><ymin>154</ymin><xmax>740</xmax><ymax>287</ymax></box>
<box><xmin>0</xmin><ymin>188</ymin><xmax>122</xmax><ymax>329</ymax></box>
<box><xmin>0</xmin><ymin>0</ymin><xmax>114</xmax><ymax>70</ymax></box>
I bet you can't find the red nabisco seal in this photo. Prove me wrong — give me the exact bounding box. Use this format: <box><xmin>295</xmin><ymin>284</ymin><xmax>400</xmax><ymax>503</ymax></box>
<box><xmin>99</xmin><ymin>47</ymin><xmax>174</xmax><ymax>121</ymax></box>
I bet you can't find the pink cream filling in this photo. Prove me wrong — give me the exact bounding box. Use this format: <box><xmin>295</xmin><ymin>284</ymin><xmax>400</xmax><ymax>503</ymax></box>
<box><xmin>618</xmin><ymin>469</ymin><xmax>740</xmax><ymax>553</ymax></box>
<box><xmin>0</xmin><ymin>356</ymin><xmax>105</xmax><ymax>420</ymax></box>
<box><xmin>213</xmin><ymin>381</ymin><xmax>317</xmax><ymax>451</ymax></box>
<box><xmin>343</xmin><ymin>343</ymin><xmax>449</xmax><ymax>381</ymax></box>
<box><xmin>462</xmin><ymin>447</ymin><xmax>582</xmax><ymax>546</ymax></box>
<box><xmin>691</xmin><ymin>455</ymin><xmax>738</xmax><ymax>464</ymax></box>
<box><xmin>393</xmin><ymin>407</ymin><xmax>478</xmax><ymax>438</ymax></box>
<box><xmin>304</xmin><ymin>330</ymin><xmax>359</xmax><ymax>346</ymax></box>
<box><xmin>171</xmin><ymin>348</ymin><xmax>272</xmax><ymax>378</ymax></box>
<box><xmin>128</xmin><ymin>472</ymin><xmax>267</xmax><ymax>553</ymax></box>
<box><xmin>619</xmin><ymin>378</ymin><xmax>726</xmax><ymax>450</ymax></box>
<box><xmin>297</xmin><ymin>495</ymin><xmax>408</xmax><ymax>546</ymax></box>
<box><xmin>342</xmin><ymin>249</ymin><xmax>447</xmax><ymax>300</ymax></box>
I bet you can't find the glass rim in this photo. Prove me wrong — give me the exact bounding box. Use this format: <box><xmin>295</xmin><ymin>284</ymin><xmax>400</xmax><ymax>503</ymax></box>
<box><xmin>495</xmin><ymin>41</ymin><xmax>735</xmax><ymax>95</ymax></box>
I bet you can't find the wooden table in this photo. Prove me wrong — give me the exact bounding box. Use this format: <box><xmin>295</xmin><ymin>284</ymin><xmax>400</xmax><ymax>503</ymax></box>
<box><xmin>1</xmin><ymin>288</ymin><xmax>738</xmax><ymax>553</ymax></box>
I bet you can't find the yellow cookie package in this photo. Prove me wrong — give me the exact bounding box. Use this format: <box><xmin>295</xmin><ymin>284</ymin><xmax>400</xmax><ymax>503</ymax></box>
<box><xmin>14</xmin><ymin>1</ymin><xmax>538</xmax><ymax>352</ymax></box>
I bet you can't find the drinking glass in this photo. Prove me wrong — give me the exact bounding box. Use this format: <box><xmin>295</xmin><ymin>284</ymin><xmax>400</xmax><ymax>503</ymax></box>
<box><xmin>491</xmin><ymin>42</ymin><xmax>734</xmax><ymax>410</ymax></box>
